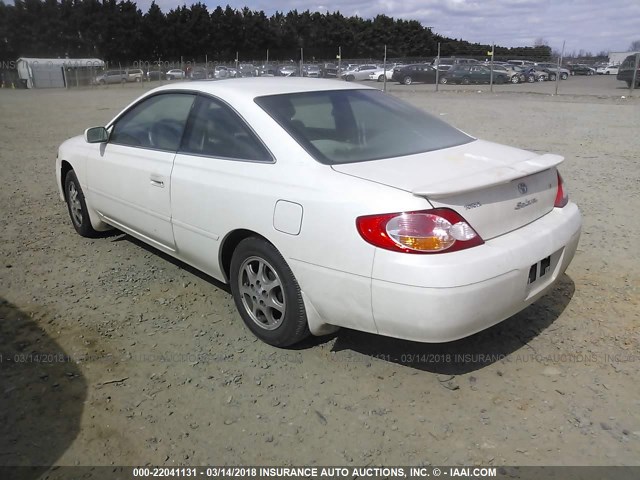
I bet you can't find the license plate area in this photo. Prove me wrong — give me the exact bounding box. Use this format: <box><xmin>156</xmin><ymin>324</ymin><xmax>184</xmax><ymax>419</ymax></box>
<box><xmin>527</xmin><ymin>255</ymin><xmax>551</xmax><ymax>285</ymax></box>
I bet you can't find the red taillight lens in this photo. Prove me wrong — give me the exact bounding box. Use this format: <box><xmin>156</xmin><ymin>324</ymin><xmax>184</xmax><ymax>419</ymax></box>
<box><xmin>356</xmin><ymin>208</ymin><xmax>484</xmax><ymax>254</ymax></box>
<box><xmin>554</xmin><ymin>171</ymin><xmax>569</xmax><ymax>208</ymax></box>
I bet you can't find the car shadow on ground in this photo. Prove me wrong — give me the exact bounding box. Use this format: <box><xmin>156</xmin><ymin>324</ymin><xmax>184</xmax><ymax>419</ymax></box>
<box><xmin>107</xmin><ymin>231</ymin><xmax>575</xmax><ymax>376</ymax></box>
<box><xmin>328</xmin><ymin>274</ymin><xmax>575</xmax><ymax>375</ymax></box>
<box><xmin>110</xmin><ymin>233</ymin><xmax>231</xmax><ymax>293</ymax></box>
<box><xmin>0</xmin><ymin>298</ymin><xmax>87</xmax><ymax>479</ymax></box>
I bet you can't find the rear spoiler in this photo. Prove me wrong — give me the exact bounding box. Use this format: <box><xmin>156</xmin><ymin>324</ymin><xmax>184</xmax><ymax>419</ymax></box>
<box><xmin>412</xmin><ymin>153</ymin><xmax>564</xmax><ymax>199</ymax></box>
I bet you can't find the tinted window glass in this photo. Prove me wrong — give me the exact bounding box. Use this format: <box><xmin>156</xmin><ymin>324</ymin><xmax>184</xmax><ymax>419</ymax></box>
<box><xmin>180</xmin><ymin>96</ymin><xmax>271</xmax><ymax>161</ymax></box>
<box><xmin>110</xmin><ymin>93</ymin><xmax>195</xmax><ymax>151</ymax></box>
<box><xmin>256</xmin><ymin>89</ymin><xmax>472</xmax><ymax>165</ymax></box>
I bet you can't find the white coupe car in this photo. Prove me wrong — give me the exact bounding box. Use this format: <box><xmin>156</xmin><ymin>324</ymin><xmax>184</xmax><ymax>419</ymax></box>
<box><xmin>56</xmin><ymin>78</ymin><xmax>581</xmax><ymax>347</ymax></box>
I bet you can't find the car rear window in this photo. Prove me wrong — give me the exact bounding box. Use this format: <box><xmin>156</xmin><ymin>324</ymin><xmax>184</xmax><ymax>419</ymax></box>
<box><xmin>255</xmin><ymin>89</ymin><xmax>472</xmax><ymax>165</ymax></box>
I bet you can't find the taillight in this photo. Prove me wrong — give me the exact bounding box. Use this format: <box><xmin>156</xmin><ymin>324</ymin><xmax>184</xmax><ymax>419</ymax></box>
<box><xmin>356</xmin><ymin>208</ymin><xmax>484</xmax><ymax>254</ymax></box>
<box><xmin>554</xmin><ymin>171</ymin><xmax>569</xmax><ymax>208</ymax></box>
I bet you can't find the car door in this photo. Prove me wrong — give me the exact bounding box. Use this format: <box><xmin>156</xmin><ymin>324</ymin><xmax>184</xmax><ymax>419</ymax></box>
<box><xmin>171</xmin><ymin>95</ymin><xmax>274</xmax><ymax>279</ymax></box>
<box><xmin>86</xmin><ymin>92</ymin><xmax>196</xmax><ymax>252</ymax></box>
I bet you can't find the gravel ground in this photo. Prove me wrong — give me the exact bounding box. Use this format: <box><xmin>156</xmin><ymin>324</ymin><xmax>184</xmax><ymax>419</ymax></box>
<box><xmin>1</xmin><ymin>75</ymin><xmax>639</xmax><ymax>468</ymax></box>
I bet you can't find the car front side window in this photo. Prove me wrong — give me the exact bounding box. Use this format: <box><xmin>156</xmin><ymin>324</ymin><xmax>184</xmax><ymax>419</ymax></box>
<box><xmin>110</xmin><ymin>93</ymin><xmax>196</xmax><ymax>151</ymax></box>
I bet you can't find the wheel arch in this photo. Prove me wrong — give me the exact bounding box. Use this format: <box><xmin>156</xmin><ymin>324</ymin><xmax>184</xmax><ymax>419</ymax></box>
<box><xmin>219</xmin><ymin>228</ymin><xmax>270</xmax><ymax>283</ymax></box>
<box><xmin>60</xmin><ymin>160</ymin><xmax>74</xmax><ymax>200</ymax></box>
<box><xmin>60</xmin><ymin>160</ymin><xmax>111</xmax><ymax>232</ymax></box>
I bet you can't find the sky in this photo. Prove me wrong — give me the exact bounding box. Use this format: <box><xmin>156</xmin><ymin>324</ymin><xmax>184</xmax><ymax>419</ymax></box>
<box><xmin>139</xmin><ymin>0</ymin><xmax>640</xmax><ymax>55</ymax></box>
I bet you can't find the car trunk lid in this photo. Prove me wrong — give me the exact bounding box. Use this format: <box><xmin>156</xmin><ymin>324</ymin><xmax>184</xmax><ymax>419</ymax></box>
<box><xmin>332</xmin><ymin>139</ymin><xmax>562</xmax><ymax>240</ymax></box>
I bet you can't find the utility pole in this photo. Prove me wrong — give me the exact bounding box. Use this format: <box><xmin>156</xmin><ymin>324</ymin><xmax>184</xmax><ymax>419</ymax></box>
<box><xmin>300</xmin><ymin>48</ymin><xmax>304</xmax><ymax>76</ymax></box>
<box><xmin>630</xmin><ymin>52</ymin><xmax>640</xmax><ymax>95</ymax></box>
<box><xmin>435</xmin><ymin>42</ymin><xmax>441</xmax><ymax>91</ymax></box>
<box><xmin>383</xmin><ymin>44</ymin><xmax>387</xmax><ymax>92</ymax></box>
<box><xmin>555</xmin><ymin>40</ymin><xmax>565</xmax><ymax>95</ymax></box>
<box><xmin>489</xmin><ymin>44</ymin><xmax>495</xmax><ymax>92</ymax></box>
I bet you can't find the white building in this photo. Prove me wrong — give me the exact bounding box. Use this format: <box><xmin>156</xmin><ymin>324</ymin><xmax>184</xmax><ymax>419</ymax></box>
<box><xmin>608</xmin><ymin>51</ymin><xmax>639</xmax><ymax>66</ymax></box>
<box><xmin>17</xmin><ymin>57</ymin><xmax>105</xmax><ymax>88</ymax></box>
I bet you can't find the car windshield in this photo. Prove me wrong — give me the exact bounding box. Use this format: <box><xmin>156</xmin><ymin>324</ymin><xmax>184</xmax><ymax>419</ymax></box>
<box><xmin>255</xmin><ymin>89</ymin><xmax>473</xmax><ymax>165</ymax></box>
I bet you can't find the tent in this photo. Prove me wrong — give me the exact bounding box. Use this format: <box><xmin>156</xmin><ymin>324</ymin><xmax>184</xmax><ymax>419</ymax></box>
<box><xmin>16</xmin><ymin>58</ymin><xmax>105</xmax><ymax>88</ymax></box>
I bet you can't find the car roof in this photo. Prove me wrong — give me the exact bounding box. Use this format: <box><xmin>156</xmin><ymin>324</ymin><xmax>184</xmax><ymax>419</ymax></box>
<box><xmin>150</xmin><ymin>77</ymin><xmax>372</xmax><ymax>99</ymax></box>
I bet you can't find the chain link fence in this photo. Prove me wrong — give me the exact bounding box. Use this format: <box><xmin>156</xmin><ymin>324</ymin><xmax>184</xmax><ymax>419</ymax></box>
<box><xmin>1</xmin><ymin>52</ymin><xmax>637</xmax><ymax>96</ymax></box>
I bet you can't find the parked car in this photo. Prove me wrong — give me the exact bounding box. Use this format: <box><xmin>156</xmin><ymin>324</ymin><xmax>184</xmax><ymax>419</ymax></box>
<box><xmin>391</xmin><ymin>64</ymin><xmax>438</xmax><ymax>85</ymax></box>
<box><xmin>56</xmin><ymin>78</ymin><xmax>581</xmax><ymax>347</ymax></box>
<box><xmin>277</xmin><ymin>65</ymin><xmax>298</xmax><ymax>77</ymax></box>
<box><xmin>535</xmin><ymin>63</ymin><xmax>570</xmax><ymax>80</ymax></box>
<box><xmin>302</xmin><ymin>64</ymin><xmax>321</xmax><ymax>78</ymax></box>
<box><xmin>320</xmin><ymin>63</ymin><xmax>338</xmax><ymax>78</ymax></box>
<box><xmin>189</xmin><ymin>67</ymin><xmax>209</xmax><ymax>80</ymax></box>
<box><xmin>95</xmin><ymin>70</ymin><xmax>127</xmax><ymax>85</ymax></box>
<box><xmin>146</xmin><ymin>70</ymin><xmax>165</xmax><ymax>81</ymax></box>
<box><xmin>341</xmin><ymin>64</ymin><xmax>379</xmax><ymax>81</ymax></box>
<box><xmin>214</xmin><ymin>66</ymin><xmax>230</xmax><ymax>79</ymax></box>
<box><xmin>440</xmin><ymin>65</ymin><xmax>509</xmax><ymax>85</ymax></box>
<box><xmin>518</xmin><ymin>65</ymin><xmax>549</xmax><ymax>82</ymax></box>
<box><xmin>617</xmin><ymin>54</ymin><xmax>640</xmax><ymax>88</ymax></box>
<box><xmin>166</xmin><ymin>69</ymin><xmax>186</xmax><ymax>80</ymax></box>
<box><xmin>432</xmin><ymin>57</ymin><xmax>478</xmax><ymax>72</ymax></box>
<box><xmin>127</xmin><ymin>69</ymin><xmax>144</xmax><ymax>82</ymax></box>
<box><xmin>238</xmin><ymin>64</ymin><xmax>258</xmax><ymax>77</ymax></box>
<box><xmin>368</xmin><ymin>68</ymin><xmax>393</xmax><ymax>82</ymax></box>
<box><xmin>491</xmin><ymin>64</ymin><xmax>525</xmax><ymax>83</ymax></box>
<box><xmin>259</xmin><ymin>65</ymin><xmax>278</xmax><ymax>77</ymax></box>
<box><xmin>506</xmin><ymin>60</ymin><xmax>534</xmax><ymax>67</ymax></box>
<box><xmin>603</xmin><ymin>65</ymin><xmax>619</xmax><ymax>75</ymax></box>
<box><xmin>568</xmin><ymin>64</ymin><xmax>595</xmax><ymax>76</ymax></box>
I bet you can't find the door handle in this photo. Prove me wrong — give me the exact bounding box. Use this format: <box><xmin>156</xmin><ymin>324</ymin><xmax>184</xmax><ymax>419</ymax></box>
<box><xmin>150</xmin><ymin>177</ymin><xmax>164</xmax><ymax>188</ymax></box>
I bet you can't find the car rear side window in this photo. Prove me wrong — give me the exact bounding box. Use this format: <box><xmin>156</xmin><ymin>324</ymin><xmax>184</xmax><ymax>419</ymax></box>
<box><xmin>110</xmin><ymin>93</ymin><xmax>195</xmax><ymax>151</ymax></box>
<box><xmin>256</xmin><ymin>89</ymin><xmax>472</xmax><ymax>165</ymax></box>
<box><xmin>180</xmin><ymin>96</ymin><xmax>271</xmax><ymax>162</ymax></box>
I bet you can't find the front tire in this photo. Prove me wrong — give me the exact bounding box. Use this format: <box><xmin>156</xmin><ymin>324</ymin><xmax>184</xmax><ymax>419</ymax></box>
<box><xmin>439</xmin><ymin>76</ymin><xmax>448</xmax><ymax>84</ymax></box>
<box><xmin>560</xmin><ymin>72</ymin><xmax>568</xmax><ymax>80</ymax></box>
<box><xmin>378</xmin><ymin>74</ymin><xmax>385</xmax><ymax>82</ymax></box>
<box><xmin>510</xmin><ymin>75</ymin><xmax>520</xmax><ymax>84</ymax></box>
<box><xmin>461</xmin><ymin>77</ymin><xmax>470</xmax><ymax>85</ymax></box>
<box><xmin>64</xmin><ymin>170</ymin><xmax>99</xmax><ymax>238</ymax></box>
<box><xmin>549</xmin><ymin>73</ymin><xmax>557</xmax><ymax>81</ymax></box>
<box><xmin>345</xmin><ymin>74</ymin><xmax>355</xmax><ymax>82</ymax></box>
<box><xmin>403</xmin><ymin>76</ymin><xmax>413</xmax><ymax>85</ymax></box>
<box><xmin>230</xmin><ymin>237</ymin><xmax>310</xmax><ymax>347</ymax></box>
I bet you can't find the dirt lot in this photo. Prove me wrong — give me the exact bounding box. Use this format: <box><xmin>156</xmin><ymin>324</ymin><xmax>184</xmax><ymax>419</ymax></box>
<box><xmin>1</xmin><ymin>75</ymin><xmax>639</xmax><ymax>469</ymax></box>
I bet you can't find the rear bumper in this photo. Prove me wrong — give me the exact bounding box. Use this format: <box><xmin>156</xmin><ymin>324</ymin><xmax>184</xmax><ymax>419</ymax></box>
<box><xmin>370</xmin><ymin>203</ymin><xmax>582</xmax><ymax>342</ymax></box>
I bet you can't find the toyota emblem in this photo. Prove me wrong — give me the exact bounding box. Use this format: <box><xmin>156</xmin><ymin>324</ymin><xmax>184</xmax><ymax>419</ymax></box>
<box><xmin>517</xmin><ymin>182</ymin><xmax>528</xmax><ymax>195</ymax></box>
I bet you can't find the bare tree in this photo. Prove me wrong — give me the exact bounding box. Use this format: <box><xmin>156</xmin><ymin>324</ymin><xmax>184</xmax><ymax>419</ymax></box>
<box><xmin>534</xmin><ymin>37</ymin><xmax>548</xmax><ymax>47</ymax></box>
<box><xmin>629</xmin><ymin>40</ymin><xmax>640</xmax><ymax>51</ymax></box>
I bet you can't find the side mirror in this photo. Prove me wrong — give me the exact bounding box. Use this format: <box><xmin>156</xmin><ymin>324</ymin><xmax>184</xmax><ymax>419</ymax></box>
<box><xmin>84</xmin><ymin>126</ymin><xmax>109</xmax><ymax>143</ymax></box>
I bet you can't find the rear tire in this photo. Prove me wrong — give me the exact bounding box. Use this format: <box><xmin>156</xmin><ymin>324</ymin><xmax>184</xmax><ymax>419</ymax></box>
<box><xmin>230</xmin><ymin>237</ymin><xmax>310</xmax><ymax>347</ymax></box>
<box><xmin>510</xmin><ymin>75</ymin><xmax>520</xmax><ymax>84</ymax></box>
<box><xmin>64</xmin><ymin>170</ymin><xmax>99</xmax><ymax>238</ymax></box>
<box><xmin>560</xmin><ymin>72</ymin><xmax>568</xmax><ymax>80</ymax></box>
<box><xmin>345</xmin><ymin>74</ymin><xmax>355</xmax><ymax>82</ymax></box>
<box><xmin>527</xmin><ymin>75</ymin><xmax>535</xmax><ymax>83</ymax></box>
<box><xmin>439</xmin><ymin>77</ymin><xmax>448</xmax><ymax>84</ymax></box>
<box><xmin>378</xmin><ymin>74</ymin><xmax>385</xmax><ymax>82</ymax></box>
<box><xmin>549</xmin><ymin>73</ymin><xmax>557</xmax><ymax>81</ymax></box>
<box><xmin>461</xmin><ymin>77</ymin><xmax>470</xmax><ymax>85</ymax></box>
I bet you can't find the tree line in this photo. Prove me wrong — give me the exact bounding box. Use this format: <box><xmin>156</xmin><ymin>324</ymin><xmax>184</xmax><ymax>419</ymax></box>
<box><xmin>0</xmin><ymin>0</ymin><xmax>552</xmax><ymax>64</ymax></box>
